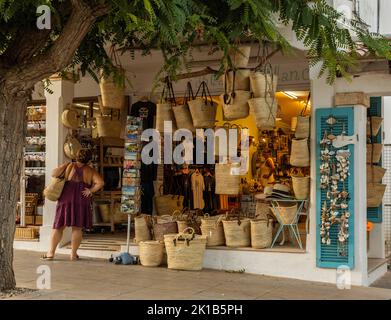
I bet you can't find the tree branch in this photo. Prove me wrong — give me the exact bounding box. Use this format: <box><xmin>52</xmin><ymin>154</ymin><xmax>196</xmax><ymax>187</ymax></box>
<box><xmin>3</xmin><ymin>0</ymin><xmax>110</xmax><ymax>94</ymax></box>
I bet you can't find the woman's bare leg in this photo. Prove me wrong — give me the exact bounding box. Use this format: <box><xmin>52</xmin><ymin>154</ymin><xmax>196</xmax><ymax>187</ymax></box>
<box><xmin>70</xmin><ymin>227</ymin><xmax>83</xmax><ymax>260</ymax></box>
<box><xmin>46</xmin><ymin>227</ymin><xmax>65</xmax><ymax>258</ymax></box>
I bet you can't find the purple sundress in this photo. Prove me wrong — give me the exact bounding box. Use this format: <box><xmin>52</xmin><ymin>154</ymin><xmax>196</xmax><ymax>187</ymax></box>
<box><xmin>53</xmin><ymin>165</ymin><xmax>92</xmax><ymax>229</ymax></box>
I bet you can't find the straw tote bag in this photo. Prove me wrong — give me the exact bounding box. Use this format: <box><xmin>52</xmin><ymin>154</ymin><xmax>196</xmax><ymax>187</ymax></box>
<box><xmin>248</xmin><ymin>96</ymin><xmax>277</xmax><ymax>130</ymax></box>
<box><xmin>139</xmin><ymin>241</ymin><xmax>165</xmax><ymax>267</ymax></box>
<box><xmin>43</xmin><ymin>163</ymin><xmax>71</xmax><ymax>201</ymax></box>
<box><xmin>188</xmin><ymin>81</ymin><xmax>216</xmax><ymax>128</ymax></box>
<box><xmin>96</xmin><ymin>112</ymin><xmax>122</xmax><ymax>138</ymax></box>
<box><xmin>134</xmin><ymin>214</ymin><xmax>152</xmax><ymax>243</ymax></box>
<box><xmin>222</xmin><ymin>209</ymin><xmax>251</xmax><ymax>247</ymax></box>
<box><xmin>156</xmin><ymin>79</ymin><xmax>177</xmax><ymax>133</ymax></box>
<box><xmin>215</xmin><ymin>162</ymin><xmax>241</xmax><ymax>195</ymax></box>
<box><xmin>152</xmin><ymin>215</ymin><xmax>178</xmax><ymax>241</ymax></box>
<box><xmin>172</xmin><ymin>82</ymin><xmax>195</xmax><ymax>133</ymax></box>
<box><xmin>295</xmin><ymin>93</ymin><xmax>311</xmax><ymax>139</ymax></box>
<box><xmin>223</xmin><ymin>69</ymin><xmax>251</xmax><ymax>91</ymax></box>
<box><xmin>228</xmin><ymin>45</ymin><xmax>251</xmax><ymax>68</ymax></box>
<box><xmin>250</xmin><ymin>63</ymin><xmax>278</xmax><ymax>98</ymax></box>
<box><xmin>99</xmin><ymin>63</ymin><xmax>125</xmax><ymax>111</ymax></box>
<box><xmin>290</xmin><ymin>138</ymin><xmax>310</xmax><ymax>167</ymax></box>
<box><xmin>154</xmin><ymin>185</ymin><xmax>184</xmax><ymax>216</ymax></box>
<box><xmin>250</xmin><ymin>215</ymin><xmax>274</xmax><ymax>249</ymax></box>
<box><xmin>291</xmin><ymin>176</ymin><xmax>310</xmax><ymax>200</ymax></box>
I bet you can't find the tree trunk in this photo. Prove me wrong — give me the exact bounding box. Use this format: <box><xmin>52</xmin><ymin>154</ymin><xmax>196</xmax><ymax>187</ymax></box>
<box><xmin>0</xmin><ymin>84</ymin><xmax>28</xmax><ymax>291</ymax></box>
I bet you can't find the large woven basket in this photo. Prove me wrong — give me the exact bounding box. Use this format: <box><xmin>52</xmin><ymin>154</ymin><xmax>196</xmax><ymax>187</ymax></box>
<box><xmin>367</xmin><ymin>144</ymin><xmax>383</xmax><ymax>164</ymax></box>
<box><xmin>295</xmin><ymin>116</ymin><xmax>310</xmax><ymax>139</ymax></box>
<box><xmin>367</xmin><ymin>117</ymin><xmax>383</xmax><ymax>137</ymax></box>
<box><xmin>156</xmin><ymin>102</ymin><xmax>176</xmax><ymax>133</ymax></box>
<box><xmin>367</xmin><ymin>165</ymin><xmax>386</xmax><ymax>183</ymax></box>
<box><xmin>290</xmin><ymin>138</ymin><xmax>310</xmax><ymax>167</ymax></box>
<box><xmin>200</xmin><ymin>215</ymin><xmax>225</xmax><ymax>246</ymax></box>
<box><xmin>188</xmin><ymin>98</ymin><xmax>216</xmax><ymax>128</ymax></box>
<box><xmin>215</xmin><ymin>163</ymin><xmax>241</xmax><ymax>195</ymax></box>
<box><xmin>14</xmin><ymin>227</ymin><xmax>38</xmax><ymax>240</ymax></box>
<box><xmin>139</xmin><ymin>241</ymin><xmax>165</xmax><ymax>267</ymax></box>
<box><xmin>99</xmin><ymin>74</ymin><xmax>125</xmax><ymax>110</ymax></box>
<box><xmin>250</xmin><ymin>218</ymin><xmax>273</xmax><ymax>249</ymax></box>
<box><xmin>164</xmin><ymin>228</ymin><xmax>207</xmax><ymax>271</ymax></box>
<box><xmin>96</xmin><ymin>116</ymin><xmax>121</xmax><ymax>138</ymax></box>
<box><xmin>134</xmin><ymin>215</ymin><xmax>152</xmax><ymax>243</ymax></box>
<box><xmin>153</xmin><ymin>217</ymin><xmax>178</xmax><ymax>241</ymax></box>
<box><xmin>248</xmin><ymin>97</ymin><xmax>277</xmax><ymax>130</ymax></box>
<box><xmin>172</xmin><ymin>104</ymin><xmax>195</xmax><ymax>132</ymax></box>
<box><xmin>228</xmin><ymin>46</ymin><xmax>251</xmax><ymax>68</ymax></box>
<box><xmin>250</xmin><ymin>72</ymin><xmax>278</xmax><ymax>98</ymax></box>
<box><xmin>222</xmin><ymin>218</ymin><xmax>251</xmax><ymax>247</ymax></box>
<box><xmin>291</xmin><ymin>176</ymin><xmax>310</xmax><ymax>200</ymax></box>
<box><xmin>223</xmin><ymin>70</ymin><xmax>251</xmax><ymax>91</ymax></box>
<box><xmin>220</xmin><ymin>91</ymin><xmax>250</xmax><ymax>120</ymax></box>
<box><xmin>367</xmin><ymin>183</ymin><xmax>386</xmax><ymax>207</ymax></box>
<box><xmin>271</xmin><ymin>203</ymin><xmax>298</xmax><ymax>224</ymax></box>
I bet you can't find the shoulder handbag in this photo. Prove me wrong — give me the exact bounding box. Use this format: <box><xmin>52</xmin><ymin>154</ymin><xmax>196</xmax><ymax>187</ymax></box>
<box><xmin>154</xmin><ymin>185</ymin><xmax>184</xmax><ymax>216</ymax></box>
<box><xmin>43</xmin><ymin>164</ymin><xmax>71</xmax><ymax>201</ymax></box>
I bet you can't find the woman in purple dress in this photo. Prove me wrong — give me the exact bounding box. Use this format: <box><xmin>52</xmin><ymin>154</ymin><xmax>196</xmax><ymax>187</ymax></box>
<box><xmin>42</xmin><ymin>149</ymin><xmax>104</xmax><ymax>261</ymax></box>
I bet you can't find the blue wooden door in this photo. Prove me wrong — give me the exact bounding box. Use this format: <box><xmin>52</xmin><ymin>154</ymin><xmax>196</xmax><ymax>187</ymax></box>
<box><xmin>316</xmin><ymin>107</ymin><xmax>355</xmax><ymax>269</ymax></box>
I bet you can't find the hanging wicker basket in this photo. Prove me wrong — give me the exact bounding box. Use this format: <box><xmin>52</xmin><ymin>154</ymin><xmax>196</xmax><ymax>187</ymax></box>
<box><xmin>200</xmin><ymin>215</ymin><xmax>225</xmax><ymax>246</ymax></box>
<box><xmin>366</xmin><ymin>117</ymin><xmax>383</xmax><ymax>137</ymax></box>
<box><xmin>250</xmin><ymin>72</ymin><xmax>278</xmax><ymax>98</ymax></box>
<box><xmin>134</xmin><ymin>214</ymin><xmax>152</xmax><ymax>243</ymax></box>
<box><xmin>295</xmin><ymin>116</ymin><xmax>310</xmax><ymax>139</ymax></box>
<box><xmin>139</xmin><ymin>241</ymin><xmax>165</xmax><ymax>267</ymax></box>
<box><xmin>250</xmin><ymin>217</ymin><xmax>273</xmax><ymax>249</ymax></box>
<box><xmin>96</xmin><ymin>115</ymin><xmax>122</xmax><ymax>138</ymax></box>
<box><xmin>164</xmin><ymin>227</ymin><xmax>207</xmax><ymax>271</ymax></box>
<box><xmin>367</xmin><ymin>183</ymin><xmax>386</xmax><ymax>208</ymax></box>
<box><xmin>366</xmin><ymin>144</ymin><xmax>383</xmax><ymax>164</ymax></box>
<box><xmin>61</xmin><ymin>109</ymin><xmax>80</xmax><ymax>129</ymax></box>
<box><xmin>172</xmin><ymin>104</ymin><xmax>195</xmax><ymax>132</ymax></box>
<box><xmin>228</xmin><ymin>46</ymin><xmax>251</xmax><ymax>68</ymax></box>
<box><xmin>215</xmin><ymin>163</ymin><xmax>241</xmax><ymax>195</ymax></box>
<box><xmin>156</xmin><ymin>102</ymin><xmax>176</xmax><ymax>133</ymax></box>
<box><xmin>366</xmin><ymin>165</ymin><xmax>386</xmax><ymax>183</ymax></box>
<box><xmin>248</xmin><ymin>97</ymin><xmax>277</xmax><ymax>130</ymax></box>
<box><xmin>99</xmin><ymin>72</ymin><xmax>125</xmax><ymax>110</ymax></box>
<box><xmin>223</xmin><ymin>70</ymin><xmax>251</xmax><ymax>91</ymax></box>
<box><xmin>290</xmin><ymin>138</ymin><xmax>310</xmax><ymax>167</ymax></box>
<box><xmin>291</xmin><ymin>176</ymin><xmax>310</xmax><ymax>200</ymax></box>
<box><xmin>220</xmin><ymin>91</ymin><xmax>250</xmax><ymax>120</ymax></box>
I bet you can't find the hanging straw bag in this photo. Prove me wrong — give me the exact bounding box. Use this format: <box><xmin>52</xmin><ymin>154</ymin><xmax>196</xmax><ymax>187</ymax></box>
<box><xmin>295</xmin><ymin>93</ymin><xmax>311</xmax><ymax>139</ymax></box>
<box><xmin>61</xmin><ymin>108</ymin><xmax>79</xmax><ymax>129</ymax></box>
<box><xmin>367</xmin><ymin>116</ymin><xmax>383</xmax><ymax>137</ymax></box>
<box><xmin>156</xmin><ymin>79</ymin><xmax>177</xmax><ymax>133</ymax></box>
<box><xmin>43</xmin><ymin>163</ymin><xmax>71</xmax><ymax>201</ymax></box>
<box><xmin>215</xmin><ymin>162</ymin><xmax>241</xmax><ymax>195</ymax></box>
<box><xmin>154</xmin><ymin>185</ymin><xmax>184</xmax><ymax>216</ymax></box>
<box><xmin>367</xmin><ymin>165</ymin><xmax>386</xmax><ymax>183</ymax></box>
<box><xmin>96</xmin><ymin>113</ymin><xmax>122</xmax><ymax>138</ymax></box>
<box><xmin>172</xmin><ymin>82</ymin><xmax>196</xmax><ymax>133</ymax></box>
<box><xmin>63</xmin><ymin>134</ymin><xmax>82</xmax><ymax>160</ymax></box>
<box><xmin>164</xmin><ymin>227</ymin><xmax>207</xmax><ymax>271</ymax></box>
<box><xmin>228</xmin><ymin>45</ymin><xmax>251</xmax><ymax>68</ymax></box>
<box><xmin>290</xmin><ymin>138</ymin><xmax>310</xmax><ymax>167</ymax></box>
<box><xmin>200</xmin><ymin>214</ymin><xmax>225</xmax><ymax>246</ymax></box>
<box><xmin>250</xmin><ymin>215</ymin><xmax>274</xmax><ymax>249</ymax></box>
<box><xmin>250</xmin><ymin>62</ymin><xmax>278</xmax><ymax>98</ymax></box>
<box><xmin>223</xmin><ymin>69</ymin><xmax>251</xmax><ymax>91</ymax></box>
<box><xmin>152</xmin><ymin>215</ymin><xmax>178</xmax><ymax>241</ymax></box>
<box><xmin>248</xmin><ymin>96</ymin><xmax>277</xmax><ymax>130</ymax></box>
<box><xmin>175</xmin><ymin>208</ymin><xmax>202</xmax><ymax>234</ymax></box>
<box><xmin>134</xmin><ymin>214</ymin><xmax>152</xmax><ymax>243</ymax></box>
<box><xmin>291</xmin><ymin>176</ymin><xmax>310</xmax><ymax>200</ymax></box>
<box><xmin>139</xmin><ymin>241</ymin><xmax>165</xmax><ymax>267</ymax></box>
<box><xmin>222</xmin><ymin>209</ymin><xmax>251</xmax><ymax>247</ymax></box>
<box><xmin>367</xmin><ymin>183</ymin><xmax>386</xmax><ymax>207</ymax></box>
<box><xmin>366</xmin><ymin>143</ymin><xmax>383</xmax><ymax>164</ymax></box>
<box><xmin>188</xmin><ymin>81</ymin><xmax>216</xmax><ymax>128</ymax></box>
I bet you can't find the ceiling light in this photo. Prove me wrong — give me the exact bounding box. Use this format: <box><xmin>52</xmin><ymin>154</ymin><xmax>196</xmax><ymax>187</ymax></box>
<box><xmin>282</xmin><ymin>91</ymin><xmax>298</xmax><ymax>100</ymax></box>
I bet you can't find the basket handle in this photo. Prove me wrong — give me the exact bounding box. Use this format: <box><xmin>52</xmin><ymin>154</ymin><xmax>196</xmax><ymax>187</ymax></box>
<box><xmin>195</xmin><ymin>81</ymin><xmax>214</xmax><ymax>106</ymax></box>
<box><xmin>184</xmin><ymin>82</ymin><xmax>195</xmax><ymax>104</ymax></box>
<box><xmin>173</xmin><ymin>227</ymin><xmax>195</xmax><ymax>246</ymax></box>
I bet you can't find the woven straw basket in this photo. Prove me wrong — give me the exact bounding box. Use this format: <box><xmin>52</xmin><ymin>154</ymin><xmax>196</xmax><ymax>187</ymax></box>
<box><xmin>223</xmin><ymin>70</ymin><xmax>251</xmax><ymax>91</ymax></box>
<box><xmin>134</xmin><ymin>215</ymin><xmax>152</xmax><ymax>243</ymax></box>
<box><xmin>215</xmin><ymin>163</ymin><xmax>241</xmax><ymax>195</ymax></box>
<box><xmin>367</xmin><ymin>165</ymin><xmax>386</xmax><ymax>183</ymax></box>
<box><xmin>139</xmin><ymin>241</ymin><xmax>165</xmax><ymax>267</ymax></box>
<box><xmin>255</xmin><ymin>201</ymin><xmax>272</xmax><ymax>217</ymax></box>
<box><xmin>156</xmin><ymin>102</ymin><xmax>176</xmax><ymax>133</ymax></box>
<box><xmin>99</xmin><ymin>75</ymin><xmax>125</xmax><ymax>110</ymax></box>
<box><xmin>222</xmin><ymin>218</ymin><xmax>251</xmax><ymax>247</ymax></box>
<box><xmin>61</xmin><ymin>109</ymin><xmax>79</xmax><ymax>129</ymax></box>
<box><xmin>172</xmin><ymin>104</ymin><xmax>195</xmax><ymax>132</ymax></box>
<box><xmin>250</xmin><ymin>72</ymin><xmax>278</xmax><ymax>98</ymax></box>
<box><xmin>14</xmin><ymin>227</ymin><xmax>38</xmax><ymax>240</ymax></box>
<box><xmin>250</xmin><ymin>218</ymin><xmax>273</xmax><ymax>249</ymax></box>
<box><xmin>291</xmin><ymin>176</ymin><xmax>310</xmax><ymax>200</ymax></box>
<box><xmin>228</xmin><ymin>46</ymin><xmax>251</xmax><ymax>68</ymax></box>
<box><xmin>177</xmin><ymin>220</ymin><xmax>189</xmax><ymax>233</ymax></box>
<box><xmin>153</xmin><ymin>216</ymin><xmax>178</xmax><ymax>241</ymax></box>
<box><xmin>366</xmin><ymin>144</ymin><xmax>383</xmax><ymax>164</ymax></box>
<box><xmin>164</xmin><ymin>227</ymin><xmax>207</xmax><ymax>271</ymax></box>
<box><xmin>188</xmin><ymin>98</ymin><xmax>216</xmax><ymax>128</ymax></box>
<box><xmin>367</xmin><ymin>183</ymin><xmax>386</xmax><ymax>208</ymax></box>
<box><xmin>96</xmin><ymin>116</ymin><xmax>121</xmax><ymax>138</ymax></box>
<box><xmin>248</xmin><ymin>97</ymin><xmax>277</xmax><ymax>130</ymax></box>
<box><xmin>290</xmin><ymin>138</ymin><xmax>310</xmax><ymax>167</ymax></box>
<box><xmin>271</xmin><ymin>203</ymin><xmax>298</xmax><ymax>224</ymax></box>
<box><xmin>367</xmin><ymin>117</ymin><xmax>383</xmax><ymax>137</ymax></box>
<box><xmin>295</xmin><ymin>116</ymin><xmax>310</xmax><ymax>139</ymax></box>
<box><xmin>200</xmin><ymin>215</ymin><xmax>225</xmax><ymax>246</ymax></box>
<box><xmin>221</xmin><ymin>91</ymin><xmax>250</xmax><ymax>120</ymax></box>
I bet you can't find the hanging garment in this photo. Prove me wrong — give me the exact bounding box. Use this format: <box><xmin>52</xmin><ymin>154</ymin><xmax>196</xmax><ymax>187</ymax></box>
<box><xmin>203</xmin><ymin>174</ymin><xmax>216</xmax><ymax>212</ymax></box>
<box><xmin>191</xmin><ymin>172</ymin><xmax>205</xmax><ymax>209</ymax></box>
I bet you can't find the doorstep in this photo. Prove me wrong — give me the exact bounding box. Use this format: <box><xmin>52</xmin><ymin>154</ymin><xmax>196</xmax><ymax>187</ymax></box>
<box><xmin>368</xmin><ymin>258</ymin><xmax>389</xmax><ymax>286</ymax></box>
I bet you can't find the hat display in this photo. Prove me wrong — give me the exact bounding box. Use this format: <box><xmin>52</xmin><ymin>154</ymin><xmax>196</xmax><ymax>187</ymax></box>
<box><xmin>266</xmin><ymin>183</ymin><xmax>293</xmax><ymax>200</ymax></box>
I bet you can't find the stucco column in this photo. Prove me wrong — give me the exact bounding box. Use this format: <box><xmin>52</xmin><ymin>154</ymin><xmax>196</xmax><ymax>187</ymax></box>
<box><xmin>40</xmin><ymin>76</ymin><xmax>74</xmax><ymax>250</ymax></box>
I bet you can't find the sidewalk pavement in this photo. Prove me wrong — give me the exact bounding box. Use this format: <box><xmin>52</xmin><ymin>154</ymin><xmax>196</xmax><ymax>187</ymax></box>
<box><xmin>5</xmin><ymin>250</ymin><xmax>391</xmax><ymax>300</ymax></box>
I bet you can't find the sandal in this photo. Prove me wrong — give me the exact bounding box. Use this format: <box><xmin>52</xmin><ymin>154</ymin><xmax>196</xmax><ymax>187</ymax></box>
<box><xmin>70</xmin><ymin>254</ymin><xmax>80</xmax><ymax>261</ymax></box>
<box><xmin>40</xmin><ymin>254</ymin><xmax>54</xmax><ymax>261</ymax></box>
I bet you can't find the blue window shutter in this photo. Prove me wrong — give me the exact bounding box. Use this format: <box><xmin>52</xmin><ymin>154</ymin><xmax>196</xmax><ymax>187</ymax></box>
<box><xmin>316</xmin><ymin>107</ymin><xmax>355</xmax><ymax>269</ymax></box>
<box><xmin>367</xmin><ymin>97</ymin><xmax>383</xmax><ymax>223</ymax></box>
